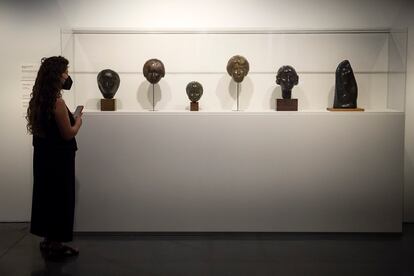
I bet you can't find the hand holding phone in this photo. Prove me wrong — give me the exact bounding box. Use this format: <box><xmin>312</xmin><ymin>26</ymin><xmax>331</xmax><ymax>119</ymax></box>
<box><xmin>73</xmin><ymin>105</ymin><xmax>84</xmax><ymax>119</ymax></box>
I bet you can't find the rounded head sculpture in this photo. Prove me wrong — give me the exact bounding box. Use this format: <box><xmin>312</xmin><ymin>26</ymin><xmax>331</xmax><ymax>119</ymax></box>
<box><xmin>143</xmin><ymin>59</ymin><xmax>165</xmax><ymax>84</ymax></box>
<box><xmin>226</xmin><ymin>55</ymin><xmax>250</xmax><ymax>83</ymax></box>
<box><xmin>186</xmin><ymin>81</ymin><xmax>203</xmax><ymax>102</ymax></box>
<box><xmin>334</xmin><ymin>60</ymin><xmax>358</xmax><ymax>108</ymax></box>
<box><xmin>97</xmin><ymin>69</ymin><xmax>120</xmax><ymax>99</ymax></box>
<box><xmin>276</xmin><ymin>65</ymin><xmax>299</xmax><ymax>99</ymax></box>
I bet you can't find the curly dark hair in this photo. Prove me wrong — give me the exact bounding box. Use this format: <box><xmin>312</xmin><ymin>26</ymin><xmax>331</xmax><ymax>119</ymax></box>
<box><xmin>26</xmin><ymin>56</ymin><xmax>69</xmax><ymax>136</ymax></box>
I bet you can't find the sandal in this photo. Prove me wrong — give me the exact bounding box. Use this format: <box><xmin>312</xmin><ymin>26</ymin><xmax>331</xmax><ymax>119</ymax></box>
<box><xmin>45</xmin><ymin>244</ymin><xmax>79</xmax><ymax>261</ymax></box>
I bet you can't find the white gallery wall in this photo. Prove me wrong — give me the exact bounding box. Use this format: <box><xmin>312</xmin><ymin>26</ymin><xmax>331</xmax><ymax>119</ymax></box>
<box><xmin>0</xmin><ymin>0</ymin><xmax>413</xmax><ymax>222</ymax></box>
<box><xmin>0</xmin><ymin>1</ymin><xmax>64</xmax><ymax>221</ymax></box>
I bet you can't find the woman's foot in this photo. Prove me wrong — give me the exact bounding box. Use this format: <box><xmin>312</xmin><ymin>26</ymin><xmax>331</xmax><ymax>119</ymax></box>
<box><xmin>40</xmin><ymin>240</ymin><xmax>79</xmax><ymax>261</ymax></box>
<box><xmin>49</xmin><ymin>244</ymin><xmax>79</xmax><ymax>257</ymax></box>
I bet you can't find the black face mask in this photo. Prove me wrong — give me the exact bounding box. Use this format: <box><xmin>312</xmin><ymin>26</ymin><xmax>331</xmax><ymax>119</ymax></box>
<box><xmin>62</xmin><ymin>76</ymin><xmax>73</xmax><ymax>90</ymax></box>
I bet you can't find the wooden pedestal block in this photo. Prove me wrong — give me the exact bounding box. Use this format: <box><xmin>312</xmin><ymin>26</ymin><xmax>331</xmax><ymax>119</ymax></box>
<box><xmin>190</xmin><ymin>102</ymin><xmax>199</xmax><ymax>111</ymax></box>
<box><xmin>101</xmin><ymin>98</ymin><xmax>116</xmax><ymax>111</ymax></box>
<box><xmin>276</xmin><ymin>99</ymin><xmax>298</xmax><ymax>111</ymax></box>
<box><xmin>327</xmin><ymin>107</ymin><xmax>365</xmax><ymax>112</ymax></box>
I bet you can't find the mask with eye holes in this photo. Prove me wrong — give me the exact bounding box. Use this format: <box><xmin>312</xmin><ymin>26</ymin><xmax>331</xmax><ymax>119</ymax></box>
<box><xmin>97</xmin><ymin>69</ymin><xmax>120</xmax><ymax>99</ymax></box>
<box><xmin>186</xmin><ymin>81</ymin><xmax>203</xmax><ymax>102</ymax></box>
<box><xmin>143</xmin><ymin>59</ymin><xmax>165</xmax><ymax>84</ymax></box>
<box><xmin>276</xmin><ymin>65</ymin><xmax>299</xmax><ymax>99</ymax></box>
<box><xmin>227</xmin><ymin>55</ymin><xmax>250</xmax><ymax>83</ymax></box>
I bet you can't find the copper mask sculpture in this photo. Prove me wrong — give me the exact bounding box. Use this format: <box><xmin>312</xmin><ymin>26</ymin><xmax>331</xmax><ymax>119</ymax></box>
<box><xmin>276</xmin><ymin>65</ymin><xmax>299</xmax><ymax>99</ymax></box>
<box><xmin>334</xmin><ymin>60</ymin><xmax>358</xmax><ymax>108</ymax></box>
<box><xmin>186</xmin><ymin>81</ymin><xmax>203</xmax><ymax>103</ymax></box>
<box><xmin>97</xmin><ymin>69</ymin><xmax>120</xmax><ymax>99</ymax></box>
<box><xmin>226</xmin><ymin>55</ymin><xmax>250</xmax><ymax>83</ymax></box>
<box><xmin>143</xmin><ymin>59</ymin><xmax>165</xmax><ymax>84</ymax></box>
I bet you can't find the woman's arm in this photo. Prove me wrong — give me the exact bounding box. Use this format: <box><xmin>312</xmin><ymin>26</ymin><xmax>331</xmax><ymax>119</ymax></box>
<box><xmin>55</xmin><ymin>97</ymin><xmax>82</xmax><ymax>140</ymax></box>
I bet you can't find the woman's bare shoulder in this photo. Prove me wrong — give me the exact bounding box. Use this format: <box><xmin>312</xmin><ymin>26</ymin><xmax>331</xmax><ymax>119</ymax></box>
<box><xmin>56</xmin><ymin>96</ymin><xmax>65</xmax><ymax>104</ymax></box>
<box><xmin>55</xmin><ymin>97</ymin><xmax>66</xmax><ymax>112</ymax></box>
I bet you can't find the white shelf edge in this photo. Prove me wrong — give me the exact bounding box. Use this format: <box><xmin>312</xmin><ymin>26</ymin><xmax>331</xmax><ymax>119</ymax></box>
<box><xmin>61</xmin><ymin>28</ymin><xmax>401</xmax><ymax>35</ymax></box>
<box><xmin>80</xmin><ymin>109</ymin><xmax>404</xmax><ymax>115</ymax></box>
<box><xmin>71</xmin><ymin>71</ymin><xmax>394</xmax><ymax>75</ymax></box>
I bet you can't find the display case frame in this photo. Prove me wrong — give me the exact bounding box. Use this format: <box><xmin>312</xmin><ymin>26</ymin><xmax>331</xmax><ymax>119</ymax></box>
<box><xmin>60</xmin><ymin>29</ymin><xmax>407</xmax><ymax>232</ymax></box>
<box><xmin>61</xmin><ymin>28</ymin><xmax>407</xmax><ymax>113</ymax></box>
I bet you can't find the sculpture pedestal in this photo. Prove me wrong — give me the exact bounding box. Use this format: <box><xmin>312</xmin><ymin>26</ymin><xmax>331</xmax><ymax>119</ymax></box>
<box><xmin>190</xmin><ymin>102</ymin><xmax>199</xmax><ymax>111</ymax></box>
<box><xmin>101</xmin><ymin>99</ymin><xmax>116</xmax><ymax>111</ymax></box>
<box><xmin>327</xmin><ymin>107</ymin><xmax>365</xmax><ymax>112</ymax></box>
<box><xmin>276</xmin><ymin>99</ymin><xmax>298</xmax><ymax>111</ymax></box>
<box><xmin>74</xmin><ymin>112</ymin><xmax>404</xmax><ymax>232</ymax></box>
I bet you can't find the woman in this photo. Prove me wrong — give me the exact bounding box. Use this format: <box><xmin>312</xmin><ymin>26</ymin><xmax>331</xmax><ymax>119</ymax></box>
<box><xmin>26</xmin><ymin>56</ymin><xmax>82</xmax><ymax>259</ymax></box>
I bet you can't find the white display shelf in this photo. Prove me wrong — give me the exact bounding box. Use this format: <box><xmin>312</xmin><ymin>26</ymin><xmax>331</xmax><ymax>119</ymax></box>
<box><xmin>62</xmin><ymin>28</ymin><xmax>402</xmax><ymax>34</ymax></box>
<box><xmin>81</xmin><ymin>109</ymin><xmax>403</xmax><ymax>114</ymax></box>
<box><xmin>74</xmin><ymin>111</ymin><xmax>404</xmax><ymax>232</ymax></box>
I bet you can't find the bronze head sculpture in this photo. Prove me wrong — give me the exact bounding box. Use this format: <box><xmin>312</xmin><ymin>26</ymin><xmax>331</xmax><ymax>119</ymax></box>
<box><xmin>334</xmin><ymin>60</ymin><xmax>358</xmax><ymax>108</ymax></box>
<box><xmin>226</xmin><ymin>55</ymin><xmax>249</xmax><ymax>83</ymax></box>
<box><xmin>97</xmin><ymin>69</ymin><xmax>120</xmax><ymax>99</ymax></box>
<box><xmin>276</xmin><ymin>65</ymin><xmax>299</xmax><ymax>99</ymax></box>
<box><xmin>186</xmin><ymin>81</ymin><xmax>203</xmax><ymax>102</ymax></box>
<box><xmin>143</xmin><ymin>59</ymin><xmax>165</xmax><ymax>84</ymax></box>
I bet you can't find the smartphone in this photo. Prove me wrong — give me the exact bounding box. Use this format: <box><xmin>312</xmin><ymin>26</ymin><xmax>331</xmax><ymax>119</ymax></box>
<box><xmin>73</xmin><ymin>105</ymin><xmax>84</xmax><ymax>118</ymax></box>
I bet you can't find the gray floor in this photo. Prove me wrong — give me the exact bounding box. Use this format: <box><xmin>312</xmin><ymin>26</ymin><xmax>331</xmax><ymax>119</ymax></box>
<box><xmin>0</xmin><ymin>223</ymin><xmax>414</xmax><ymax>276</ymax></box>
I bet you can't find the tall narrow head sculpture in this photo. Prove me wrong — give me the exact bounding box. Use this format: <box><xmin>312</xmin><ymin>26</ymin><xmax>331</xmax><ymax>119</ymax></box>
<box><xmin>143</xmin><ymin>59</ymin><xmax>165</xmax><ymax>84</ymax></box>
<box><xmin>276</xmin><ymin>65</ymin><xmax>299</xmax><ymax>99</ymax></box>
<box><xmin>226</xmin><ymin>55</ymin><xmax>250</xmax><ymax>83</ymax></box>
<box><xmin>334</xmin><ymin>60</ymin><xmax>358</xmax><ymax>108</ymax></box>
<box><xmin>97</xmin><ymin>69</ymin><xmax>120</xmax><ymax>99</ymax></box>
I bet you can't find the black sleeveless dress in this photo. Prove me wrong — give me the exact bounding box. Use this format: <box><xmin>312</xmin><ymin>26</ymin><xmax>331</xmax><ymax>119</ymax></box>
<box><xmin>30</xmin><ymin>107</ymin><xmax>78</xmax><ymax>242</ymax></box>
